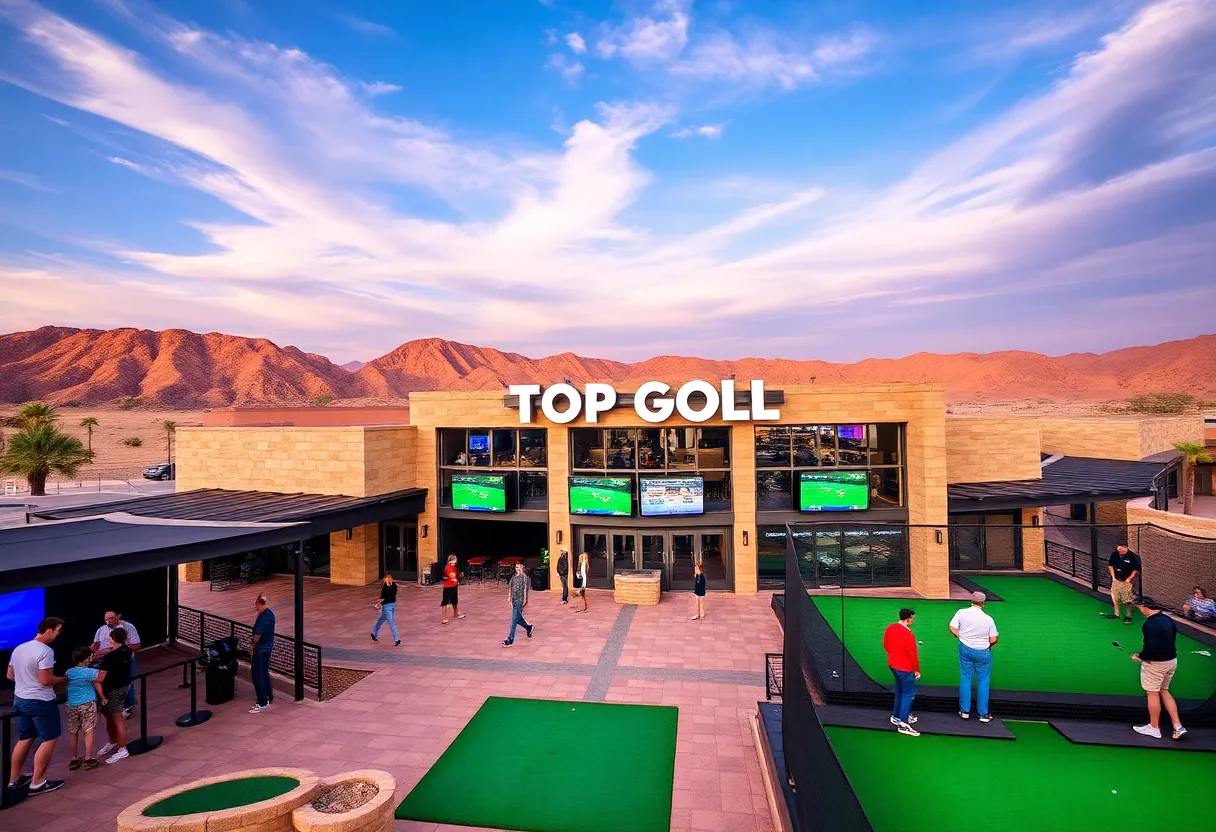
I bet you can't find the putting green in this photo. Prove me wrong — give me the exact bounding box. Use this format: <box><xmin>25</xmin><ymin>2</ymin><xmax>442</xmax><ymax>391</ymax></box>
<box><xmin>143</xmin><ymin>776</ymin><xmax>299</xmax><ymax>817</ymax></box>
<box><xmin>396</xmin><ymin>697</ymin><xmax>677</xmax><ymax>832</ymax></box>
<box><xmin>811</xmin><ymin>575</ymin><xmax>1216</xmax><ymax>698</ymax></box>
<box><xmin>828</xmin><ymin>720</ymin><xmax>1216</xmax><ymax>832</ymax></box>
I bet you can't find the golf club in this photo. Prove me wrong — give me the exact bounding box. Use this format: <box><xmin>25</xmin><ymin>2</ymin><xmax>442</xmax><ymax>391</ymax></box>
<box><xmin>1112</xmin><ymin>641</ymin><xmax>1133</xmax><ymax>655</ymax></box>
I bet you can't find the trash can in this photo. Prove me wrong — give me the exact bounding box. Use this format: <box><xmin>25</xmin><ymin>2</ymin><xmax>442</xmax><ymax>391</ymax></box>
<box><xmin>530</xmin><ymin>565</ymin><xmax>549</xmax><ymax>592</ymax></box>
<box><xmin>203</xmin><ymin>636</ymin><xmax>239</xmax><ymax>705</ymax></box>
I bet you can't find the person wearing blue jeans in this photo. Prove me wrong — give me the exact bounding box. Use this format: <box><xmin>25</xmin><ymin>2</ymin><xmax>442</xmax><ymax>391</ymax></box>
<box><xmin>371</xmin><ymin>574</ymin><xmax>401</xmax><ymax>646</ymax></box>
<box><xmin>950</xmin><ymin>591</ymin><xmax>999</xmax><ymax>722</ymax></box>
<box><xmin>502</xmin><ymin>562</ymin><xmax>534</xmax><ymax>647</ymax></box>
<box><xmin>883</xmin><ymin>608</ymin><xmax>921</xmax><ymax>736</ymax></box>
<box><xmin>249</xmin><ymin>595</ymin><xmax>275</xmax><ymax>714</ymax></box>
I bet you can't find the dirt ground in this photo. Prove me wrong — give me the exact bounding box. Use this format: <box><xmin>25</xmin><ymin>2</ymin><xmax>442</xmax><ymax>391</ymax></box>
<box><xmin>0</xmin><ymin>406</ymin><xmax>204</xmax><ymax>482</ymax></box>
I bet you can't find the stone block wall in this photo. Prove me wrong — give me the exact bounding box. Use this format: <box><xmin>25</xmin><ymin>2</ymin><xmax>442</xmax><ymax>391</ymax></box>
<box><xmin>945</xmin><ymin>417</ymin><xmax>1041</xmax><ymax>484</ymax></box>
<box><xmin>1039</xmin><ymin>416</ymin><xmax>1201</xmax><ymax>462</ymax></box>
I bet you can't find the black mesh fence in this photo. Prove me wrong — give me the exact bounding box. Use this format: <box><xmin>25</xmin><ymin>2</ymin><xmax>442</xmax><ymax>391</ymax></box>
<box><xmin>781</xmin><ymin>534</ymin><xmax>874</xmax><ymax>832</ymax></box>
<box><xmin>178</xmin><ymin>606</ymin><xmax>324</xmax><ymax>697</ymax></box>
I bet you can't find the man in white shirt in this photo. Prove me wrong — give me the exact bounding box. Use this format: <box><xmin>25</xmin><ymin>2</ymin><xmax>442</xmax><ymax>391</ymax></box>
<box><xmin>91</xmin><ymin>611</ymin><xmax>141</xmax><ymax>717</ymax></box>
<box><xmin>949</xmin><ymin>592</ymin><xmax>999</xmax><ymax>723</ymax></box>
<box><xmin>6</xmin><ymin>617</ymin><xmax>66</xmax><ymax>796</ymax></box>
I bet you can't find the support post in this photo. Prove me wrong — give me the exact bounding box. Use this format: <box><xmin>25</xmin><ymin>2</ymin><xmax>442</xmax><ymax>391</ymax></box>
<box><xmin>1088</xmin><ymin>502</ymin><xmax>1100</xmax><ymax>592</ymax></box>
<box><xmin>168</xmin><ymin>564</ymin><xmax>180</xmax><ymax>648</ymax></box>
<box><xmin>176</xmin><ymin>660</ymin><xmax>212</xmax><ymax>727</ymax></box>
<box><xmin>294</xmin><ymin>541</ymin><xmax>305</xmax><ymax>702</ymax></box>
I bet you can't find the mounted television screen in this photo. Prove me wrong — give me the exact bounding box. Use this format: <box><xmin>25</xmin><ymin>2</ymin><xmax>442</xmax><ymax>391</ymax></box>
<box><xmin>0</xmin><ymin>588</ymin><xmax>45</xmax><ymax>650</ymax></box>
<box><xmin>468</xmin><ymin>434</ymin><xmax>490</xmax><ymax>452</ymax></box>
<box><xmin>569</xmin><ymin>477</ymin><xmax>633</xmax><ymax>517</ymax></box>
<box><xmin>639</xmin><ymin>477</ymin><xmax>704</xmax><ymax>517</ymax></box>
<box><xmin>799</xmin><ymin>470</ymin><xmax>869</xmax><ymax>512</ymax></box>
<box><xmin>452</xmin><ymin>473</ymin><xmax>508</xmax><ymax>512</ymax></box>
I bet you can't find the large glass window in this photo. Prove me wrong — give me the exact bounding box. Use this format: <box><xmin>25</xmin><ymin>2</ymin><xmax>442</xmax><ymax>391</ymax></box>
<box><xmin>439</xmin><ymin>428</ymin><xmax>548</xmax><ymax>509</ymax></box>
<box><xmin>755</xmin><ymin>423</ymin><xmax>906</xmax><ymax>512</ymax></box>
<box><xmin>569</xmin><ymin>427</ymin><xmax>733</xmax><ymax>511</ymax></box>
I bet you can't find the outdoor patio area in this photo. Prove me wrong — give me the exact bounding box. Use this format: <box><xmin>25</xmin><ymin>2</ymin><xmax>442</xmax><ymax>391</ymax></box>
<box><xmin>6</xmin><ymin>579</ymin><xmax>783</xmax><ymax>832</ymax></box>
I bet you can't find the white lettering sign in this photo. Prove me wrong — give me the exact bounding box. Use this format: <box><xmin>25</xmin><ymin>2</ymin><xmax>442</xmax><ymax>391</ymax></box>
<box><xmin>512</xmin><ymin>380</ymin><xmax>781</xmax><ymax>424</ymax></box>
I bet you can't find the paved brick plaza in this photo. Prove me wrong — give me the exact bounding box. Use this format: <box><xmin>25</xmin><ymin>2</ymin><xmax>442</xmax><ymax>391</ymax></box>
<box><xmin>6</xmin><ymin>578</ymin><xmax>781</xmax><ymax>832</ymax></box>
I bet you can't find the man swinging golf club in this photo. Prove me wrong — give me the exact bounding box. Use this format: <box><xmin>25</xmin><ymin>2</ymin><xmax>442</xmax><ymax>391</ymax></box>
<box><xmin>1129</xmin><ymin>596</ymin><xmax>1186</xmax><ymax>740</ymax></box>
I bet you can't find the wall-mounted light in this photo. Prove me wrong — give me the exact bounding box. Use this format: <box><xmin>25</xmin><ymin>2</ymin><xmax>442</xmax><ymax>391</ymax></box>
<box><xmin>1032</xmin><ymin>515</ymin><xmax>1040</xmax><ymax>527</ymax></box>
<box><xmin>556</xmin><ymin>529</ymin><xmax>564</xmax><ymax>545</ymax></box>
<box><xmin>345</xmin><ymin>528</ymin><xmax>353</xmax><ymax>541</ymax></box>
<box><xmin>742</xmin><ymin>530</ymin><xmax>749</xmax><ymax>546</ymax></box>
<box><xmin>421</xmin><ymin>524</ymin><xmax>428</xmax><ymax>539</ymax></box>
<box><xmin>935</xmin><ymin>529</ymin><xmax>943</xmax><ymax>545</ymax></box>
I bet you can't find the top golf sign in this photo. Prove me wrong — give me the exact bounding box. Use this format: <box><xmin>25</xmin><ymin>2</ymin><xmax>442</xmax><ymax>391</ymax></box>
<box><xmin>509</xmin><ymin>380</ymin><xmax>780</xmax><ymax>424</ymax></box>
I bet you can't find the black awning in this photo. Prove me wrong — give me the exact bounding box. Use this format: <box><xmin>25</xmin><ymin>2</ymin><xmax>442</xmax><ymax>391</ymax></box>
<box><xmin>29</xmin><ymin>487</ymin><xmax>427</xmax><ymax>537</ymax></box>
<box><xmin>0</xmin><ymin>513</ymin><xmax>309</xmax><ymax>593</ymax></box>
<box><xmin>948</xmin><ymin>456</ymin><xmax>1168</xmax><ymax>513</ymax></box>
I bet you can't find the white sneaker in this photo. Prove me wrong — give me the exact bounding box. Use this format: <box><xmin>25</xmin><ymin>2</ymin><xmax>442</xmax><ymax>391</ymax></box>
<box><xmin>897</xmin><ymin>722</ymin><xmax>920</xmax><ymax>737</ymax></box>
<box><xmin>1133</xmin><ymin>724</ymin><xmax>1162</xmax><ymax>738</ymax></box>
<box><xmin>1173</xmin><ymin>726</ymin><xmax>1188</xmax><ymax>740</ymax></box>
<box><xmin>249</xmin><ymin>704</ymin><xmax>269</xmax><ymax>714</ymax></box>
<box><xmin>907</xmin><ymin>715</ymin><xmax>918</xmax><ymax>724</ymax></box>
<box><xmin>105</xmin><ymin>748</ymin><xmax>129</xmax><ymax>764</ymax></box>
<box><xmin>97</xmin><ymin>742</ymin><xmax>117</xmax><ymax>756</ymax></box>
<box><xmin>889</xmin><ymin>715</ymin><xmax>900</xmax><ymax>726</ymax></box>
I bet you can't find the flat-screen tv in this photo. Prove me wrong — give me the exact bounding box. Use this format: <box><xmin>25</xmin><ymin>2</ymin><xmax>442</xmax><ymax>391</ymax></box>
<box><xmin>570</xmin><ymin>477</ymin><xmax>633</xmax><ymax>516</ymax></box>
<box><xmin>640</xmin><ymin>477</ymin><xmax>704</xmax><ymax>517</ymax></box>
<box><xmin>468</xmin><ymin>434</ymin><xmax>490</xmax><ymax>452</ymax></box>
<box><xmin>0</xmin><ymin>588</ymin><xmax>45</xmax><ymax>650</ymax></box>
<box><xmin>452</xmin><ymin>473</ymin><xmax>509</xmax><ymax>512</ymax></box>
<box><xmin>799</xmin><ymin>470</ymin><xmax>869</xmax><ymax>512</ymax></box>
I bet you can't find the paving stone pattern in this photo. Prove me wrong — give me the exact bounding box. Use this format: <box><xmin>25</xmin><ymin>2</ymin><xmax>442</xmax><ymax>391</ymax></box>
<box><xmin>6</xmin><ymin>577</ymin><xmax>781</xmax><ymax>832</ymax></box>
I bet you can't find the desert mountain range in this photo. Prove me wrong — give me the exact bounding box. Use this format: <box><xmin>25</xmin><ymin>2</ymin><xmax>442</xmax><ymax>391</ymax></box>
<box><xmin>1</xmin><ymin>326</ymin><xmax>1213</xmax><ymax>408</ymax></box>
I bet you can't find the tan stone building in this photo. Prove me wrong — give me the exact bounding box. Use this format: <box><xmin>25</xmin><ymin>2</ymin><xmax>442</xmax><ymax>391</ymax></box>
<box><xmin>174</xmin><ymin>384</ymin><xmax>1196</xmax><ymax>600</ymax></box>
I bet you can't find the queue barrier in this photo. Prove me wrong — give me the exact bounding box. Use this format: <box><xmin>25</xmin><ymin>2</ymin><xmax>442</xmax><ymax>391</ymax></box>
<box><xmin>1</xmin><ymin>655</ymin><xmax>210</xmax><ymax>812</ymax></box>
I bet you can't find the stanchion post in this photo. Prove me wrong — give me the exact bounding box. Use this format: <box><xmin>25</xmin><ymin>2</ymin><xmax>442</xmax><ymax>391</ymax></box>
<box><xmin>1</xmin><ymin>715</ymin><xmax>13</xmax><ymax>809</ymax></box>
<box><xmin>176</xmin><ymin>660</ymin><xmax>212</xmax><ymax>728</ymax></box>
<box><xmin>126</xmin><ymin>675</ymin><xmax>163</xmax><ymax>756</ymax></box>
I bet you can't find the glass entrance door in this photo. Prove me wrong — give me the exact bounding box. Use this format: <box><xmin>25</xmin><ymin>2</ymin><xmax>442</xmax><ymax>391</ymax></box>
<box><xmin>381</xmin><ymin>521</ymin><xmax>419</xmax><ymax>581</ymax></box>
<box><xmin>582</xmin><ymin>532</ymin><xmax>610</xmax><ymax>588</ymax></box>
<box><xmin>611</xmin><ymin>532</ymin><xmax>638</xmax><ymax>580</ymax></box>
<box><xmin>699</xmin><ymin>532</ymin><xmax>729</xmax><ymax>590</ymax></box>
<box><xmin>641</xmin><ymin>534</ymin><xmax>666</xmax><ymax>589</ymax></box>
<box><xmin>671</xmin><ymin>533</ymin><xmax>696</xmax><ymax>590</ymax></box>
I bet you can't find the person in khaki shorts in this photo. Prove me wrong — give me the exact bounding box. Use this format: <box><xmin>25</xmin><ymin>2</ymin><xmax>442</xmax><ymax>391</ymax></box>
<box><xmin>1130</xmin><ymin>596</ymin><xmax>1187</xmax><ymax>740</ymax></box>
<box><xmin>1106</xmin><ymin>545</ymin><xmax>1141</xmax><ymax>624</ymax></box>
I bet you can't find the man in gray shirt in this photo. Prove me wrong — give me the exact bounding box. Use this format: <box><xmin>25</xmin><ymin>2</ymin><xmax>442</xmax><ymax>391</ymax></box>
<box><xmin>502</xmin><ymin>562</ymin><xmax>535</xmax><ymax>647</ymax></box>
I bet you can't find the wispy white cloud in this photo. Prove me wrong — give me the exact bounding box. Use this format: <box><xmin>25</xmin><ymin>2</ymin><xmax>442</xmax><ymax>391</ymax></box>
<box><xmin>0</xmin><ymin>0</ymin><xmax>1212</xmax><ymax>362</ymax></box>
<box><xmin>0</xmin><ymin>169</ymin><xmax>57</xmax><ymax>192</ymax></box>
<box><xmin>591</xmin><ymin>1</ymin><xmax>876</xmax><ymax>92</ymax></box>
<box><xmin>565</xmin><ymin>32</ymin><xmax>586</xmax><ymax>54</ymax></box>
<box><xmin>337</xmin><ymin>14</ymin><xmax>396</xmax><ymax>39</ymax></box>
<box><xmin>545</xmin><ymin>52</ymin><xmax>584</xmax><ymax>83</ymax></box>
<box><xmin>671</xmin><ymin>122</ymin><xmax>725</xmax><ymax>139</ymax></box>
<box><xmin>361</xmin><ymin>80</ymin><xmax>402</xmax><ymax>97</ymax></box>
<box><xmin>106</xmin><ymin>156</ymin><xmax>144</xmax><ymax>172</ymax></box>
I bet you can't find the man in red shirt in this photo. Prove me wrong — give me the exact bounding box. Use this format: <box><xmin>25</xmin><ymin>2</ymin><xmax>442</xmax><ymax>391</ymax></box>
<box><xmin>441</xmin><ymin>555</ymin><xmax>465</xmax><ymax>625</ymax></box>
<box><xmin>883</xmin><ymin>608</ymin><xmax>921</xmax><ymax>736</ymax></box>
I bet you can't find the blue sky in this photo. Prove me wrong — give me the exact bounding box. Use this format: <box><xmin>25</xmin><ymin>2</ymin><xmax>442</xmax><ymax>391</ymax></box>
<box><xmin>0</xmin><ymin>0</ymin><xmax>1213</xmax><ymax>363</ymax></box>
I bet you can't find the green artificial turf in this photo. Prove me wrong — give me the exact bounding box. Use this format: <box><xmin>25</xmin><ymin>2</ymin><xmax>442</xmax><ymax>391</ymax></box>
<box><xmin>811</xmin><ymin>575</ymin><xmax>1216</xmax><ymax>698</ymax></box>
<box><xmin>396</xmin><ymin>696</ymin><xmax>678</xmax><ymax>832</ymax></box>
<box><xmin>828</xmin><ymin>720</ymin><xmax>1216</xmax><ymax>832</ymax></box>
<box><xmin>143</xmin><ymin>776</ymin><xmax>299</xmax><ymax>817</ymax></box>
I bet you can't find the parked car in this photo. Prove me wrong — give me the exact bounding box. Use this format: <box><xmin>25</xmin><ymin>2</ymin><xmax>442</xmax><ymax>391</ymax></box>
<box><xmin>143</xmin><ymin>462</ymin><xmax>175</xmax><ymax>480</ymax></box>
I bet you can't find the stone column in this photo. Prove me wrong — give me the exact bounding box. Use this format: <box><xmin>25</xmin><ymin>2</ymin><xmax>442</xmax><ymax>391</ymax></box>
<box><xmin>330</xmin><ymin>524</ymin><xmax>380</xmax><ymax>586</ymax></box>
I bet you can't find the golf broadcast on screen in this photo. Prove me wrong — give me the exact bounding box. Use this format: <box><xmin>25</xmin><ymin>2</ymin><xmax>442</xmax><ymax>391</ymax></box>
<box><xmin>799</xmin><ymin>470</ymin><xmax>869</xmax><ymax>512</ymax></box>
<box><xmin>569</xmin><ymin>477</ymin><xmax>633</xmax><ymax>516</ymax></box>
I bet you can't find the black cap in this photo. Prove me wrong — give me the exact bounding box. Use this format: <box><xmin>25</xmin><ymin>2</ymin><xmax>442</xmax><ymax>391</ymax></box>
<box><xmin>1134</xmin><ymin>596</ymin><xmax>1162</xmax><ymax>610</ymax></box>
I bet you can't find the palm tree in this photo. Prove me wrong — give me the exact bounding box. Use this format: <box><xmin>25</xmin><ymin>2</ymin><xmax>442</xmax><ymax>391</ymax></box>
<box><xmin>79</xmin><ymin>416</ymin><xmax>99</xmax><ymax>453</ymax></box>
<box><xmin>1174</xmin><ymin>441</ymin><xmax>1214</xmax><ymax>516</ymax></box>
<box><xmin>12</xmin><ymin>401</ymin><xmax>59</xmax><ymax>430</ymax></box>
<box><xmin>0</xmin><ymin>424</ymin><xmax>93</xmax><ymax>496</ymax></box>
<box><xmin>161</xmin><ymin>420</ymin><xmax>178</xmax><ymax>463</ymax></box>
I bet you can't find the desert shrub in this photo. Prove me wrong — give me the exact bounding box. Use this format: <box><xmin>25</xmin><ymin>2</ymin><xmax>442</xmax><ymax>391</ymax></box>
<box><xmin>117</xmin><ymin>397</ymin><xmax>141</xmax><ymax>410</ymax></box>
<box><xmin>310</xmin><ymin>393</ymin><xmax>334</xmax><ymax>407</ymax></box>
<box><xmin>1117</xmin><ymin>393</ymin><xmax>1215</xmax><ymax>415</ymax></box>
<box><xmin>121</xmin><ymin>437</ymin><xmax>143</xmax><ymax>447</ymax></box>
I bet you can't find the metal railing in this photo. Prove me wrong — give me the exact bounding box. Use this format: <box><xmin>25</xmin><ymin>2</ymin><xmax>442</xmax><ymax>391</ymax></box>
<box><xmin>177</xmin><ymin>606</ymin><xmax>323</xmax><ymax>698</ymax></box>
<box><xmin>1</xmin><ymin>656</ymin><xmax>209</xmax><ymax>811</ymax></box>
<box><xmin>765</xmin><ymin>653</ymin><xmax>783</xmax><ymax>701</ymax></box>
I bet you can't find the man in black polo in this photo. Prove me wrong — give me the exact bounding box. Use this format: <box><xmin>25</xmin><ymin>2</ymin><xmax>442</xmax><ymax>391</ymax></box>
<box><xmin>1130</xmin><ymin>596</ymin><xmax>1186</xmax><ymax>740</ymax></box>
<box><xmin>1106</xmin><ymin>544</ymin><xmax>1141</xmax><ymax>624</ymax></box>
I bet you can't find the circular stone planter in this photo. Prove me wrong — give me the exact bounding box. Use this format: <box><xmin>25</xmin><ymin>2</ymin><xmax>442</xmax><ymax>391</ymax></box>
<box><xmin>118</xmin><ymin>767</ymin><xmax>320</xmax><ymax>832</ymax></box>
<box><xmin>292</xmin><ymin>770</ymin><xmax>396</xmax><ymax>832</ymax></box>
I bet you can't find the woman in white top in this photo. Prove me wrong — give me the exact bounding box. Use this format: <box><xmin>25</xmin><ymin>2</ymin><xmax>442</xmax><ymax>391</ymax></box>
<box><xmin>573</xmin><ymin>552</ymin><xmax>589</xmax><ymax>613</ymax></box>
